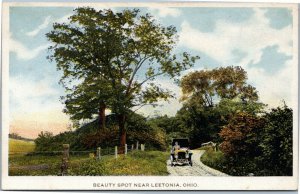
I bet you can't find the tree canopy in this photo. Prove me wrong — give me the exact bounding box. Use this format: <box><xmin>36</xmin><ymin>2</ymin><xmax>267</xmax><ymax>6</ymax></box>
<box><xmin>46</xmin><ymin>7</ymin><xmax>199</xmax><ymax>148</ymax></box>
<box><xmin>180</xmin><ymin>66</ymin><xmax>258</xmax><ymax>107</ymax></box>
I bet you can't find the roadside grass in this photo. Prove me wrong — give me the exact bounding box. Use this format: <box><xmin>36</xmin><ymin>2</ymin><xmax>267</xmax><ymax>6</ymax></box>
<box><xmin>69</xmin><ymin>150</ymin><xmax>169</xmax><ymax>176</ymax></box>
<box><xmin>9</xmin><ymin>138</ymin><xmax>35</xmax><ymax>154</ymax></box>
<box><xmin>200</xmin><ymin>147</ymin><xmax>226</xmax><ymax>172</ymax></box>
<box><xmin>9</xmin><ymin>150</ymin><xmax>169</xmax><ymax>176</ymax></box>
<box><xmin>105</xmin><ymin>150</ymin><xmax>169</xmax><ymax>175</ymax></box>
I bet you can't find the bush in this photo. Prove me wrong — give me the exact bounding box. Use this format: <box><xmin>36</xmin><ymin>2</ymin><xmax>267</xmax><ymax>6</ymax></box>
<box><xmin>256</xmin><ymin>105</ymin><xmax>293</xmax><ymax>176</ymax></box>
<box><xmin>201</xmin><ymin>147</ymin><xmax>226</xmax><ymax>172</ymax></box>
<box><xmin>69</xmin><ymin>159</ymin><xmax>105</xmax><ymax>176</ymax></box>
<box><xmin>216</xmin><ymin>105</ymin><xmax>293</xmax><ymax>176</ymax></box>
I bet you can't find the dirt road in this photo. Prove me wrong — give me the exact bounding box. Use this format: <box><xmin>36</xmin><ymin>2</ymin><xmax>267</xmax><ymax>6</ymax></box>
<box><xmin>167</xmin><ymin>150</ymin><xmax>228</xmax><ymax>176</ymax></box>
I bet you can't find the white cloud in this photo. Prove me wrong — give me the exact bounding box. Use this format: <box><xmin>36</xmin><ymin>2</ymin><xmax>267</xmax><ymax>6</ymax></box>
<box><xmin>179</xmin><ymin>8</ymin><xmax>292</xmax><ymax>66</ymax></box>
<box><xmin>247</xmin><ymin>60</ymin><xmax>293</xmax><ymax>108</ymax></box>
<box><xmin>178</xmin><ymin>8</ymin><xmax>294</xmax><ymax>108</ymax></box>
<box><xmin>26</xmin><ymin>16</ymin><xmax>52</xmax><ymax>37</ymax></box>
<box><xmin>10</xmin><ymin>76</ymin><xmax>62</xmax><ymax>114</ymax></box>
<box><xmin>149</xmin><ymin>7</ymin><xmax>182</xmax><ymax>18</ymax></box>
<box><xmin>25</xmin><ymin>13</ymin><xmax>71</xmax><ymax>38</ymax></box>
<box><xmin>9</xmin><ymin>35</ymin><xmax>50</xmax><ymax>60</ymax></box>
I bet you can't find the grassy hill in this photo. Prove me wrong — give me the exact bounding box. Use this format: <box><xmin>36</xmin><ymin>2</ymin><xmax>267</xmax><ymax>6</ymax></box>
<box><xmin>34</xmin><ymin>113</ymin><xmax>167</xmax><ymax>152</ymax></box>
<box><xmin>9</xmin><ymin>138</ymin><xmax>35</xmax><ymax>154</ymax></box>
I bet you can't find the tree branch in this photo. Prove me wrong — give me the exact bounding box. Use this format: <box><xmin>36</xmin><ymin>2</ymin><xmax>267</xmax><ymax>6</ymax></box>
<box><xmin>131</xmin><ymin>103</ymin><xmax>158</xmax><ymax>113</ymax></box>
<box><xmin>125</xmin><ymin>54</ymin><xmax>150</xmax><ymax>95</ymax></box>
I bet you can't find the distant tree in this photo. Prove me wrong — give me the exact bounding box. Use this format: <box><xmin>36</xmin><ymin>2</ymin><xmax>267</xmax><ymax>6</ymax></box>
<box><xmin>9</xmin><ymin>133</ymin><xmax>21</xmax><ymax>139</ymax></box>
<box><xmin>217</xmin><ymin>98</ymin><xmax>265</xmax><ymax>119</ymax></box>
<box><xmin>175</xmin><ymin>104</ymin><xmax>225</xmax><ymax>148</ymax></box>
<box><xmin>177</xmin><ymin>66</ymin><xmax>262</xmax><ymax>148</ymax></box>
<box><xmin>47</xmin><ymin>7</ymin><xmax>199</xmax><ymax>150</ymax></box>
<box><xmin>34</xmin><ymin>131</ymin><xmax>54</xmax><ymax>151</ymax></box>
<box><xmin>180</xmin><ymin>66</ymin><xmax>258</xmax><ymax>107</ymax></box>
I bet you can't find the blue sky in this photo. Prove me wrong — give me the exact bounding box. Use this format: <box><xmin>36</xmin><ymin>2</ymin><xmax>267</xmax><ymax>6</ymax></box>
<box><xmin>8</xmin><ymin>5</ymin><xmax>295</xmax><ymax>137</ymax></box>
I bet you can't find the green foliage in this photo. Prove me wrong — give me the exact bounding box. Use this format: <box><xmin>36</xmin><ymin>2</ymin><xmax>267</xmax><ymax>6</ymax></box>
<box><xmin>68</xmin><ymin>158</ymin><xmax>106</xmax><ymax>176</ymax></box>
<box><xmin>201</xmin><ymin>147</ymin><xmax>226</xmax><ymax>171</ymax></box>
<box><xmin>34</xmin><ymin>112</ymin><xmax>167</xmax><ymax>152</ymax></box>
<box><xmin>175</xmin><ymin>66</ymin><xmax>263</xmax><ymax>149</ymax></box>
<box><xmin>9</xmin><ymin>155</ymin><xmax>67</xmax><ymax>176</ymax></box>
<box><xmin>98</xmin><ymin>151</ymin><xmax>169</xmax><ymax>176</ymax></box>
<box><xmin>213</xmin><ymin>105</ymin><xmax>293</xmax><ymax>176</ymax></box>
<box><xmin>217</xmin><ymin>98</ymin><xmax>266</xmax><ymax>116</ymax></box>
<box><xmin>46</xmin><ymin>7</ymin><xmax>199</xmax><ymax>145</ymax></box>
<box><xmin>180</xmin><ymin>66</ymin><xmax>258</xmax><ymax>107</ymax></box>
<box><xmin>34</xmin><ymin>131</ymin><xmax>55</xmax><ymax>151</ymax></box>
<box><xmin>256</xmin><ymin>105</ymin><xmax>293</xmax><ymax>176</ymax></box>
<box><xmin>175</xmin><ymin>100</ymin><xmax>261</xmax><ymax>149</ymax></box>
<box><xmin>148</xmin><ymin>115</ymin><xmax>181</xmax><ymax>134</ymax></box>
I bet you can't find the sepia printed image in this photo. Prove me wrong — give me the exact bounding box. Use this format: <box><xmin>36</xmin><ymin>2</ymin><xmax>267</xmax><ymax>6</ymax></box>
<box><xmin>1</xmin><ymin>2</ymin><xmax>298</xmax><ymax>190</ymax></box>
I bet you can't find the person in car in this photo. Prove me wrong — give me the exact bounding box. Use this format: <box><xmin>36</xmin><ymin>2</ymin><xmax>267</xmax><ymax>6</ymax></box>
<box><xmin>173</xmin><ymin>141</ymin><xmax>180</xmax><ymax>154</ymax></box>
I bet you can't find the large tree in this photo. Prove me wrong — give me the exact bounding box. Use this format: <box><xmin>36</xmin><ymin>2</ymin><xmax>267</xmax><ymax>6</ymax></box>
<box><xmin>47</xmin><ymin>7</ymin><xmax>199</xmax><ymax>149</ymax></box>
<box><xmin>178</xmin><ymin>66</ymin><xmax>263</xmax><ymax>147</ymax></box>
<box><xmin>180</xmin><ymin>66</ymin><xmax>258</xmax><ymax>107</ymax></box>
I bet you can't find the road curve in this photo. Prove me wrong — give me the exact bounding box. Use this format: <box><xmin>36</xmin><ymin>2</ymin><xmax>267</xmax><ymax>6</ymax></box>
<box><xmin>167</xmin><ymin>150</ymin><xmax>229</xmax><ymax>176</ymax></box>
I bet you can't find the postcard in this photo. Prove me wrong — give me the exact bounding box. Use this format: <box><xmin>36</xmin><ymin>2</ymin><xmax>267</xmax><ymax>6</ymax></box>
<box><xmin>1</xmin><ymin>1</ymin><xmax>298</xmax><ymax>190</ymax></box>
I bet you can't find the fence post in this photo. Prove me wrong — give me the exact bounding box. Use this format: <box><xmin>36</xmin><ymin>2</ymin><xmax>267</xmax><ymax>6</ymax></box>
<box><xmin>136</xmin><ymin>141</ymin><xmax>139</xmax><ymax>150</ymax></box>
<box><xmin>131</xmin><ymin>144</ymin><xmax>134</xmax><ymax>151</ymax></box>
<box><xmin>115</xmin><ymin>146</ymin><xmax>118</xmax><ymax>159</ymax></box>
<box><xmin>125</xmin><ymin>144</ymin><xmax>127</xmax><ymax>155</ymax></box>
<box><xmin>97</xmin><ymin>147</ymin><xmax>101</xmax><ymax>159</ymax></box>
<box><xmin>61</xmin><ymin>144</ymin><xmax>69</xmax><ymax>176</ymax></box>
<box><xmin>141</xmin><ymin>144</ymin><xmax>145</xmax><ymax>151</ymax></box>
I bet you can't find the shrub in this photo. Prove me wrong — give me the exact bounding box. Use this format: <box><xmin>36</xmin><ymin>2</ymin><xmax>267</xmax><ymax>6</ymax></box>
<box><xmin>256</xmin><ymin>105</ymin><xmax>293</xmax><ymax>176</ymax></box>
<box><xmin>216</xmin><ymin>105</ymin><xmax>293</xmax><ymax>176</ymax></box>
<box><xmin>201</xmin><ymin>147</ymin><xmax>226</xmax><ymax>172</ymax></box>
<box><xmin>69</xmin><ymin>159</ymin><xmax>105</xmax><ymax>176</ymax></box>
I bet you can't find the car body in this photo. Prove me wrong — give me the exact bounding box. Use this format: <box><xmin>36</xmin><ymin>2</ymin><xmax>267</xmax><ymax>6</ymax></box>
<box><xmin>170</xmin><ymin>138</ymin><xmax>193</xmax><ymax>166</ymax></box>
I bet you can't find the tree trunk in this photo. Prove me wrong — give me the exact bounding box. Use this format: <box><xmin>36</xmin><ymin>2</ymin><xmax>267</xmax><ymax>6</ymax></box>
<box><xmin>98</xmin><ymin>102</ymin><xmax>106</xmax><ymax>131</ymax></box>
<box><xmin>118</xmin><ymin>114</ymin><xmax>126</xmax><ymax>153</ymax></box>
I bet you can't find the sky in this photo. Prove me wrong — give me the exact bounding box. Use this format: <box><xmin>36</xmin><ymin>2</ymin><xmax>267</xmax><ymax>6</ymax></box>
<box><xmin>8</xmin><ymin>5</ymin><xmax>295</xmax><ymax>138</ymax></box>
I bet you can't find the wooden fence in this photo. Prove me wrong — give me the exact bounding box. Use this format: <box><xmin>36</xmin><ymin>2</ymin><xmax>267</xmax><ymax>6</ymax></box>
<box><xmin>61</xmin><ymin>142</ymin><xmax>146</xmax><ymax>175</ymax></box>
<box><xmin>9</xmin><ymin>141</ymin><xmax>146</xmax><ymax>176</ymax></box>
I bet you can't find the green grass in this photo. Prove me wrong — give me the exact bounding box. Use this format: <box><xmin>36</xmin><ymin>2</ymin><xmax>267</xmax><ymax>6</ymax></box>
<box><xmin>9</xmin><ymin>138</ymin><xmax>35</xmax><ymax>154</ymax></box>
<box><xmin>9</xmin><ymin>150</ymin><xmax>169</xmax><ymax>176</ymax></box>
<box><xmin>200</xmin><ymin>147</ymin><xmax>226</xmax><ymax>172</ymax></box>
<box><xmin>104</xmin><ymin>151</ymin><xmax>169</xmax><ymax>175</ymax></box>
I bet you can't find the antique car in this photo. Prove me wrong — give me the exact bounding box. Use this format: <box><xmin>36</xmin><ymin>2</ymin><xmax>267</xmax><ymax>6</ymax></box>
<box><xmin>170</xmin><ymin>138</ymin><xmax>193</xmax><ymax>166</ymax></box>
